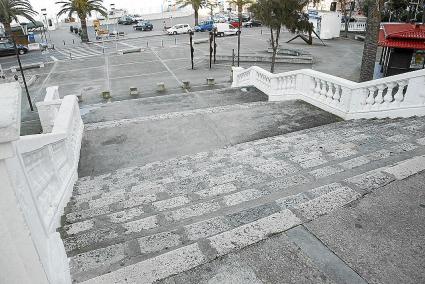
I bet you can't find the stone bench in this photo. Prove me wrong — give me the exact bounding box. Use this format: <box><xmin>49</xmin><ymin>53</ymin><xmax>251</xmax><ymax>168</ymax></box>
<box><xmin>11</xmin><ymin>62</ymin><xmax>45</xmax><ymax>72</ymax></box>
<box><xmin>118</xmin><ymin>48</ymin><xmax>142</xmax><ymax>55</ymax></box>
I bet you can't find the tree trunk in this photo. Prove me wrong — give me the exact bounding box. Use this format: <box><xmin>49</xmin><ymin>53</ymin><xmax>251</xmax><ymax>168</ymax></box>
<box><xmin>308</xmin><ymin>29</ymin><xmax>313</xmax><ymax>45</ymax></box>
<box><xmin>359</xmin><ymin>0</ymin><xmax>383</xmax><ymax>82</ymax></box>
<box><xmin>80</xmin><ymin>16</ymin><xmax>89</xmax><ymax>42</ymax></box>
<box><xmin>3</xmin><ymin>22</ymin><xmax>12</xmax><ymax>38</ymax></box>
<box><xmin>194</xmin><ymin>9</ymin><xmax>199</xmax><ymax>26</ymax></box>
<box><xmin>342</xmin><ymin>0</ymin><xmax>349</xmax><ymax>38</ymax></box>
<box><xmin>422</xmin><ymin>0</ymin><xmax>425</xmax><ymax>23</ymax></box>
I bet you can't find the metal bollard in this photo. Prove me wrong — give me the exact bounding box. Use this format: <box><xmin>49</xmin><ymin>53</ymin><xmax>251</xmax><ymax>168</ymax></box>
<box><xmin>70</xmin><ymin>52</ymin><xmax>72</xmax><ymax>60</ymax></box>
<box><xmin>73</xmin><ymin>39</ymin><xmax>75</xmax><ymax>44</ymax></box>
<box><xmin>147</xmin><ymin>41</ymin><xmax>149</xmax><ymax>47</ymax></box>
<box><xmin>175</xmin><ymin>38</ymin><xmax>177</xmax><ymax>45</ymax></box>
<box><xmin>63</xmin><ymin>40</ymin><xmax>66</xmax><ymax>45</ymax></box>
<box><xmin>161</xmin><ymin>40</ymin><xmax>163</xmax><ymax>47</ymax></box>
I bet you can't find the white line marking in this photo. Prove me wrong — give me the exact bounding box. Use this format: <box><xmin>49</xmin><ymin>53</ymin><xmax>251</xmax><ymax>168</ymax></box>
<box><xmin>150</xmin><ymin>48</ymin><xmax>182</xmax><ymax>85</ymax></box>
<box><xmin>118</xmin><ymin>42</ymin><xmax>137</xmax><ymax>48</ymax></box>
<box><xmin>50</xmin><ymin>56</ymin><xmax>58</xmax><ymax>61</ymax></box>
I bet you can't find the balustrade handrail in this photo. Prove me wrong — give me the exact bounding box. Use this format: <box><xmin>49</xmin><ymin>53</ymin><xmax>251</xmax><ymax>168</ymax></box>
<box><xmin>232</xmin><ymin>66</ymin><xmax>425</xmax><ymax>119</ymax></box>
<box><xmin>18</xmin><ymin>133</ymin><xmax>67</xmax><ymax>153</ymax></box>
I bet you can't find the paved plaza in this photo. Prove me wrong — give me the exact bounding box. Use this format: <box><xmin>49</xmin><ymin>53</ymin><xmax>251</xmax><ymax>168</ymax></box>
<box><xmin>0</xmin><ymin>17</ymin><xmax>364</xmax><ymax>136</ymax></box>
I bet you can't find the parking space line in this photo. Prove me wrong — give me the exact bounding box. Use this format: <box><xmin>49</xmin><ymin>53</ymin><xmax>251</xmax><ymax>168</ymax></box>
<box><xmin>50</xmin><ymin>56</ymin><xmax>58</xmax><ymax>61</ymax></box>
<box><xmin>150</xmin><ymin>48</ymin><xmax>182</xmax><ymax>86</ymax></box>
<box><xmin>118</xmin><ymin>42</ymin><xmax>137</xmax><ymax>48</ymax></box>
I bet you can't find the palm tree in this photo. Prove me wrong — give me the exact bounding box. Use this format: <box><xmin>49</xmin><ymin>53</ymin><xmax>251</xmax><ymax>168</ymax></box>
<box><xmin>359</xmin><ymin>0</ymin><xmax>384</xmax><ymax>82</ymax></box>
<box><xmin>228</xmin><ymin>0</ymin><xmax>253</xmax><ymax>25</ymax></box>
<box><xmin>56</xmin><ymin>0</ymin><xmax>107</xmax><ymax>42</ymax></box>
<box><xmin>176</xmin><ymin>0</ymin><xmax>203</xmax><ymax>26</ymax></box>
<box><xmin>0</xmin><ymin>0</ymin><xmax>37</xmax><ymax>37</ymax></box>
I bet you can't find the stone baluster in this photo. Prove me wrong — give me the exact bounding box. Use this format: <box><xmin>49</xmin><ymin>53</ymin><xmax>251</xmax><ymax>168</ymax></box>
<box><xmin>313</xmin><ymin>78</ymin><xmax>321</xmax><ymax>96</ymax></box>
<box><xmin>366</xmin><ymin>86</ymin><xmax>377</xmax><ymax>105</ymax></box>
<box><xmin>291</xmin><ymin>75</ymin><xmax>297</xmax><ymax>90</ymax></box>
<box><xmin>332</xmin><ymin>84</ymin><xmax>341</xmax><ymax>103</ymax></box>
<box><xmin>374</xmin><ymin>84</ymin><xmax>385</xmax><ymax>105</ymax></box>
<box><xmin>394</xmin><ymin>80</ymin><xmax>407</xmax><ymax>104</ymax></box>
<box><xmin>326</xmin><ymin>81</ymin><xmax>334</xmax><ymax>101</ymax></box>
<box><xmin>319</xmin><ymin>80</ymin><xmax>327</xmax><ymax>98</ymax></box>
<box><xmin>383</xmin><ymin>82</ymin><xmax>396</xmax><ymax>104</ymax></box>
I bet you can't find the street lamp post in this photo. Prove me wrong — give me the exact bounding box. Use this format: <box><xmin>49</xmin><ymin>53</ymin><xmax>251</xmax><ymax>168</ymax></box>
<box><xmin>12</xmin><ymin>38</ymin><xmax>33</xmax><ymax>111</ymax></box>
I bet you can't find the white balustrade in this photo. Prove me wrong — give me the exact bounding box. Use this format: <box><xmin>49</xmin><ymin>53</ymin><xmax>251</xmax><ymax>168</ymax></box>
<box><xmin>0</xmin><ymin>82</ymin><xmax>83</xmax><ymax>284</ymax></box>
<box><xmin>232</xmin><ymin>66</ymin><xmax>425</xmax><ymax>119</ymax></box>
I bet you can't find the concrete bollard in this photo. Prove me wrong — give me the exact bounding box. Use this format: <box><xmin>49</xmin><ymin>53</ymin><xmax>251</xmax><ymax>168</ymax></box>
<box><xmin>102</xmin><ymin>91</ymin><xmax>111</xmax><ymax>100</ymax></box>
<box><xmin>157</xmin><ymin>82</ymin><xmax>166</xmax><ymax>92</ymax></box>
<box><xmin>182</xmin><ymin>81</ymin><xmax>190</xmax><ymax>89</ymax></box>
<box><xmin>130</xmin><ymin>87</ymin><xmax>139</xmax><ymax>96</ymax></box>
<box><xmin>206</xmin><ymin>78</ymin><xmax>215</xmax><ymax>86</ymax></box>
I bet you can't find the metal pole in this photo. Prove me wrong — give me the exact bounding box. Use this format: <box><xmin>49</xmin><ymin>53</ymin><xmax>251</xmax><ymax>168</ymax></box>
<box><xmin>232</xmin><ymin>48</ymin><xmax>235</xmax><ymax>66</ymax></box>
<box><xmin>190</xmin><ymin>32</ymin><xmax>194</xmax><ymax>70</ymax></box>
<box><xmin>13</xmin><ymin>40</ymin><xmax>33</xmax><ymax>111</ymax></box>
<box><xmin>237</xmin><ymin>19</ymin><xmax>241</xmax><ymax>67</ymax></box>
<box><xmin>209</xmin><ymin>31</ymin><xmax>213</xmax><ymax>69</ymax></box>
<box><xmin>213</xmin><ymin>28</ymin><xmax>217</xmax><ymax>64</ymax></box>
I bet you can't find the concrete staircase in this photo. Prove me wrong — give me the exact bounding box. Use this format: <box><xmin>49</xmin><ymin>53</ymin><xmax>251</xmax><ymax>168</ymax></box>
<box><xmin>61</xmin><ymin>87</ymin><xmax>425</xmax><ymax>283</ymax></box>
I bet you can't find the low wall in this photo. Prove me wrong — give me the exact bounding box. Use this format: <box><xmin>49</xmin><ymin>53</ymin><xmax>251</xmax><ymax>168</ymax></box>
<box><xmin>0</xmin><ymin>82</ymin><xmax>84</xmax><ymax>283</ymax></box>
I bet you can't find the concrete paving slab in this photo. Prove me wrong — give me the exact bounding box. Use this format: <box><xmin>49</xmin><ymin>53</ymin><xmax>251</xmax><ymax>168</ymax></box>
<box><xmin>158</xmin><ymin>232</ymin><xmax>334</xmax><ymax>284</ymax></box>
<box><xmin>305</xmin><ymin>171</ymin><xmax>425</xmax><ymax>284</ymax></box>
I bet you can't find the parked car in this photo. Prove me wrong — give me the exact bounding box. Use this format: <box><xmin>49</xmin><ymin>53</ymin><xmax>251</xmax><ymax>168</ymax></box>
<box><xmin>134</xmin><ymin>21</ymin><xmax>153</xmax><ymax>31</ymax></box>
<box><xmin>195</xmin><ymin>20</ymin><xmax>214</xmax><ymax>32</ymax></box>
<box><xmin>229</xmin><ymin>18</ymin><xmax>242</xmax><ymax>28</ymax></box>
<box><xmin>167</xmin><ymin>24</ymin><xmax>192</xmax><ymax>35</ymax></box>
<box><xmin>0</xmin><ymin>41</ymin><xmax>28</xmax><ymax>56</ymax></box>
<box><xmin>214</xmin><ymin>23</ymin><xmax>239</xmax><ymax>37</ymax></box>
<box><xmin>118</xmin><ymin>16</ymin><xmax>137</xmax><ymax>25</ymax></box>
<box><xmin>243</xmin><ymin>20</ymin><xmax>262</xmax><ymax>27</ymax></box>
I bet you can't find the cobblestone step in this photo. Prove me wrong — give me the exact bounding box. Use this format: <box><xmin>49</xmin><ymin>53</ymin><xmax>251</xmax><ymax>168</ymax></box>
<box><xmin>62</xmin><ymin>115</ymin><xmax>425</xmax><ymax>283</ymax></box>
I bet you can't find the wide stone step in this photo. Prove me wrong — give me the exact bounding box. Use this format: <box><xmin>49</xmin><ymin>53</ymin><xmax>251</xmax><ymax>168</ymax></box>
<box><xmin>78</xmin><ymin>99</ymin><xmax>340</xmax><ymax>177</ymax></box>
<box><xmin>80</xmin><ymin>87</ymin><xmax>268</xmax><ymax>124</ymax></box>
<box><xmin>61</xmin><ymin>116</ymin><xmax>425</xmax><ymax>283</ymax></box>
<box><xmin>70</xmin><ymin>169</ymin><xmax>411</xmax><ymax>284</ymax></box>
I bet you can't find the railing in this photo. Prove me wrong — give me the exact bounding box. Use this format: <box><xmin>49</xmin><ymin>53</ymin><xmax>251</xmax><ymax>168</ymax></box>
<box><xmin>232</xmin><ymin>66</ymin><xmax>425</xmax><ymax>119</ymax></box>
<box><xmin>340</xmin><ymin>21</ymin><xmax>367</xmax><ymax>32</ymax></box>
<box><xmin>0</xmin><ymin>82</ymin><xmax>83</xmax><ymax>283</ymax></box>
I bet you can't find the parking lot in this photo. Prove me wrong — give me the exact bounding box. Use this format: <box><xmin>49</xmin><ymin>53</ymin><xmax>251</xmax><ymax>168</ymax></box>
<box><xmin>0</xmin><ymin>16</ymin><xmax>364</xmax><ymax>134</ymax></box>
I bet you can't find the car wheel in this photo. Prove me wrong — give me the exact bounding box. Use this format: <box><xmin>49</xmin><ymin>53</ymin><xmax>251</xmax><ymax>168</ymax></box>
<box><xmin>219</xmin><ymin>32</ymin><xmax>224</xmax><ymax>37</ymax></box>
<box><xmin>173</xmin><ymin>31</ymin><xmax>177</xmax><ymax>35</ymax></box>
<box><xmin>18</xmin><ymin>49</ymin><xmax>25</xmax><ymax>55</ymax></box>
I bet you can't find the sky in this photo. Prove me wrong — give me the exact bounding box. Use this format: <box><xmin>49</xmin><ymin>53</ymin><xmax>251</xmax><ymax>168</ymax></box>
<box><xmin>30</xmin><ymin>0</ymin><xmax>165</xmax><ymax>18</ymax></box>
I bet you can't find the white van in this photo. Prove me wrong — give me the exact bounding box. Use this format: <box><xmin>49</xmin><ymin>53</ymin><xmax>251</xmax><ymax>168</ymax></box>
<box><xmin>214</xmin><ymin>23</ymin><xmax>238</xmax><ymax>37</ymax></box>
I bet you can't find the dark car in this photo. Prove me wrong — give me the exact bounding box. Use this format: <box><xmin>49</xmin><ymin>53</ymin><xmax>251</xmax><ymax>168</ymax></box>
<box><xmin>133</xmin><ymin>21</ymin><xmax>153</xmax><ymax>31</ymax></box>
<box><xmin>243</xmin><ymin>20</ymin><xmax>262</xmax><ymax>27</ymax></box>
<box><xmin>0</xmin><ymin>42</ymin><xmax>28</xmax><ymax>57</ymax></box>
<box><xmin>118</xmin><ymin>16</ymin><xmax>137</xmax><ymax>25</ymax></box>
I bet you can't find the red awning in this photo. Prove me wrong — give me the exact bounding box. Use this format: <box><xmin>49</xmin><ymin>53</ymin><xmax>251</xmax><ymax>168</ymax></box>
<box><xmin>379</xmin><ymin>29</ymin><xmax>425</xmax><ymax>49</ymax></box>
<box><xmin>379</xmin><ymin>23</ymin><xmax>425</xmax><ymax>49</ymax></box>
